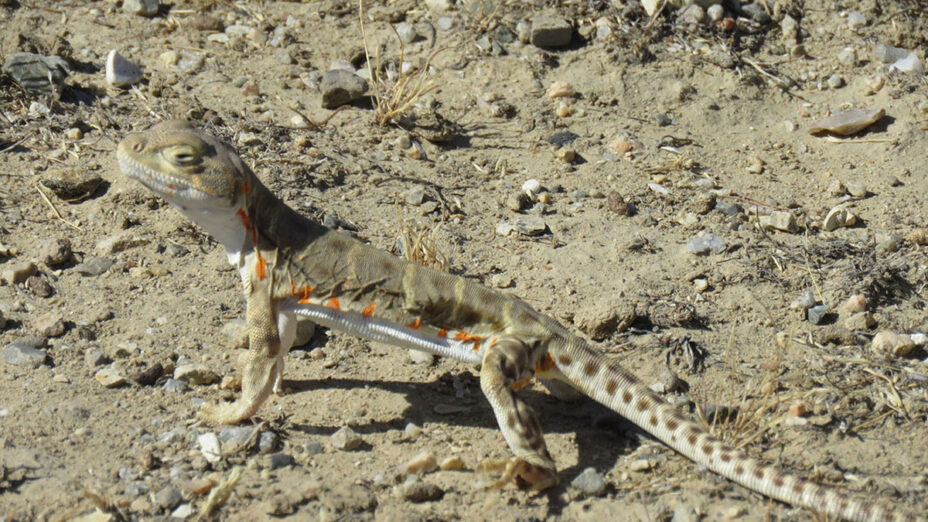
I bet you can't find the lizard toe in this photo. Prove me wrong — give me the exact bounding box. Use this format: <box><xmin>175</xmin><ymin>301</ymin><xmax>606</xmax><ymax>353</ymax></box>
<box><xmin>479</xmin><ymin>457</ymin><xmax>558</xmax><ymax>491</ymax></box>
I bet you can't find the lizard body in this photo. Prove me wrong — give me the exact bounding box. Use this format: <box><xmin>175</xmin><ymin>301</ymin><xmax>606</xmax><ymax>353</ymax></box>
<box><xmin>117</xmin><ymin>120</ymin><xmax>919</xmax><ymax>522</ymax></box>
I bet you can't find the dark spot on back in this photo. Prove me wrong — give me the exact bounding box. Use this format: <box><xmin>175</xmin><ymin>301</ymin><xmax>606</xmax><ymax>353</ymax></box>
<box><xmin>687</xmin><ymin>434</ymin><xmax>698</xmax><ymax>446</ymax></box>
<box><xmin>701</xmin><ymin>444</ymin><xmax>712</xmax><ymax>455</ymax></box>
<box><xmin>665</xmin><ymin>419</ymin><xmax>679</xmax><ymax>431</ymax></box>
<box><xmin>636</xmin><ymin>397</ymin><xmax>650</xmax><ymax>412</ymax></box>
<box><xmin>649</xmin><ymin>415</ymin><xmax>657</xmax><ymax>426</ymax></box>
<box><xmin>734</xmin><ymin>465</ymin><xmax>744</xmax><ymax>475</ymax></box>
<box><xmin>773</xmin><ymin>472</ymin><xmax>784</xmax><ymax>488</ymax></box>
<box><xmin>558</xmin><ymin>354</ymin><xmax>572</xmax><ymax>366</ymax></box>
<box><xmin>753</xmin><ymin>468</ymin><xmax>764</xmax><ymax>480</ymax></box>
<box><xmin>584</xmin><ymin>361</ymin><xmax>598</xmax><ymax>376</ymax></box>
<box><xmin>622</xmin><ymin>391</ymin><xmax>632</xmax><ymax>404</ymax></box>
<box><xmin>720</xmin><ymin>452</ymin><xmax>732</xmax><ymax>463</ymax></box>
<box><xmin>605</xmin><ymin>379</ymin><xmax>617</xmax><ymax>395</ymax></box>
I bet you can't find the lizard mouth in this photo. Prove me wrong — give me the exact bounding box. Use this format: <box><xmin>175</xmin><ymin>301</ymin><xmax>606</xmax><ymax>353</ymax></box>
<box><xmin>118</xmin><ymin>148</ymin><xmax>211</xmax><ymax>202</ymax></box>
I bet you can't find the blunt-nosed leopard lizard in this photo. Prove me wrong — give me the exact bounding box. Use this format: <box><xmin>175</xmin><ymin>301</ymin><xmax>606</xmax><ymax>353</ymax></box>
<box><xmin>117</xmin><ymin>120</ymin><xmax>919</xmax><ymax>522</ymax></box>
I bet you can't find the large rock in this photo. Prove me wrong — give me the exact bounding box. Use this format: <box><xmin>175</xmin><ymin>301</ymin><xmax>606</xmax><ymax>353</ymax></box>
<box><xmin>320</xmin><ymin>70</ymin><xmax>367</xmax><ymax>109</ymax></box>
<box><xmin>531</xmin><ymin>17</ymin><xmax>573</xmax><ymax>48</ymax></box>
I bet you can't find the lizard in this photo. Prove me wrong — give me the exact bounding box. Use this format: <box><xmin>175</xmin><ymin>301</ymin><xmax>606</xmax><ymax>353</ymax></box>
<box><xmin>117</xmin><ymin>120</ymin><xmax>920</xmax><ymax>522</ymax></box>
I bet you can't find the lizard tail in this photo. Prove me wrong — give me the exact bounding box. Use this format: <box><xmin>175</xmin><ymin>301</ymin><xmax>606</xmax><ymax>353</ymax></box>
<box><xmin>548</xmin><ymin>340</ymin><xmax>918</xmax><ymax>522</ymax></box>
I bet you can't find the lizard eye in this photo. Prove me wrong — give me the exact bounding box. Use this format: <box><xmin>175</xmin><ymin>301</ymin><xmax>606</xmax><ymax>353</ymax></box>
<box><xmin>169</xmin><ymin>146</ymin><xmax>200</xmax><ymax>166</ymax></box>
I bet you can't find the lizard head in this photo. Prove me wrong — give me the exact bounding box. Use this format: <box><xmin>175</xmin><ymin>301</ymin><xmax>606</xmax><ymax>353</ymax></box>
<box><xmin>117</xmin><ymin>120</ymin><xmax>246</xmax><ymax>211</ymax></box>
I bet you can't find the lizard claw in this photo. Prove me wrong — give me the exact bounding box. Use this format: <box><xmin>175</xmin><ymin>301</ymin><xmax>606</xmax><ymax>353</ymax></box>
<box><xmin>478</xmin><ymin>457</ymin><xmax>559</xmax><ymax>491</ymax></box>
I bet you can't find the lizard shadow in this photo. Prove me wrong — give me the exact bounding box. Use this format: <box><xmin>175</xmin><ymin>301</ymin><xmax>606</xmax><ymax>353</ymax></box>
<box><xmin>284</xmin><ymin>374</ymin><xmax>645</xmax><ymax>497</ymax></box>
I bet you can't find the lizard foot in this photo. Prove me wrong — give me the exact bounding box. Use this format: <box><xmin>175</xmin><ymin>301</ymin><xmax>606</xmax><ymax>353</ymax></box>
<box><xmin>197</xmin><ymin>400</ymin><xmax>259</xmax><ymax>426</ymax></box>
<box><xmin>478</xmin><ymin>457</ymin><xmax>559</xmax><ymax>491</ymax></box>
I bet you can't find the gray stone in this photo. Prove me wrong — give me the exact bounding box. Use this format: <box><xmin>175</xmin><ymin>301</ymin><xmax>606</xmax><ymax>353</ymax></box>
<box><xmin>2</xmin><ymin>342</ymin><xmax>47</xmax><ymax>368</ymax></box>
<box><xmin>846</xmin><ymin>10</ymin><xmax>867</xmax><ymax>29</ymax></box>
<box><xmin>330</xmin><ymin>426</ymin><xmax>362</xmax><ymax>451</ymax></box>
<box><xmin>530</xmin><ymin>17</ymin><xmax>572</xmax><ymax>48</ymax></box>
<box><xmin>837</xmin><ymin>47</ymin><xmax>858</xmax><ymax>67</ymax></box>
<box><xmin>678</xmin><ymin>4</ymin><xmax>705</xmax><ymax>27</ymax></box>
<box><xmin>173</xmin><ymin>363</ymin><xmax>219</xmax><ymax>385</ymax></box>
<box><xmin>259</xmin><ymin>431</ymin><xmax>280</xmax><ymax>453</ymax></box>
<box><xmin>687</xmin><ymin>233</ymin><xmax>725</xmax><ymax>255</ymax></box>
<box><xmin>714</xmin><ymin>200</ymin><xmax>742</xmax><ymax>216</ymax></box>
<box><xmin>123</xmin><ymin>0</ymin><xmax>159</xmax><ymax>17</ymax></box>
<box><xmin>320</xmin><ymin>70</ymin><xmax>368</xmax><ymax>109</ymax></box>
<box><xmin>294</xmin><ymin>317</ymin><xmax>315</xmax><ymax>347</ymax></box>
<box><xmin>268</xmin><ymin>452</ymin><xmax>295</xmax><ymax>469</ymax></box>
<box><xmin>154</xmin><ymin>485</ymin><xmax>183</xmax><ymax>510</ymax></box>
<box><xmin>74</xmin><ymin>257</ymin><xmax>114</xmax><ymax>276</ymax></box>
<box><xmin>219</xmin><ymin>425</ymin><xmax>256</xmax><ymax>448</ymax></box>
<box><xmin>1</xmin><ymin>52</ymin><xmax>70</xmax><ymax>94</ymax></box>
<box><xmin>303</xmin><ymin>440</ymin><xmax>325</xmax><ymax>455</ymax></box>
<box><xmin>740</xmin><ymin>2</ymin><xmax>770</xmax><ymax>24</ymax></box>
<box><xmin>807</xmin><ymin>305</ymin><xmax>828</xmax><ymax>325</ymax></box>
<box><xmin>40</xmin><ymin>238</ymin><xmax>73</xmax><ymax>267</ymax></box>
<box><xmin>395</xmin><ymin>22</ymin><xmax>417</xmax><ymax>44</ymax></box>
<box><xmin>85</xmin><ymin>347</ymin><xmax>108</xmax><ymax>367</ymax></box>
<box><xmin>789</xmin><ymin>290</ymin><xmax>816</xmax><ymax>311</ymax></box>
<box><xmin>513</xmin><ymin>215</ymin><xmax>547</xmax><ymax>236</ymax></box>
<box><xmin>876</xmin><ymin>234</ymin><xmax>903</xmax><ymax>255</ymax></box>
<box><xmin>826</xmin><ymin>74</ymin><xmax>843</xmax><ymax>89</ymax></box>
<box><xmin>436</xmin><ymin>17</ymin><xmax>455</xmax><ymax>31</ymax></box>
<box><xmin>874</xmin><ymin>43</ymin><xmax>909</xmax><ymax>64</ymax></box>
<box><xmin>571</xmin><ymin>467</ymin><xmax>607</xmax><ymax>497</ymax></box>
<box><xmin>162</xmin><ymin>378</ymin><xmax>188</xmax><ymax>393</ymax></box>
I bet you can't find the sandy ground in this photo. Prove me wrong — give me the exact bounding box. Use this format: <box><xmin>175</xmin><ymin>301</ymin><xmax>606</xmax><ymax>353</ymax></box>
<box><xmin>1</xmin><ymin>0</ymin><xmax>927</xmax><ymax>520</ymax></box>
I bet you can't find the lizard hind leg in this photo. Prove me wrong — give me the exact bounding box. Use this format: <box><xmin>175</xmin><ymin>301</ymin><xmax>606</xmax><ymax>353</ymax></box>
<box><xmin>478</xmin><ymin>337</ymin><xmax>558</xmax><ymax>491</ymax></box>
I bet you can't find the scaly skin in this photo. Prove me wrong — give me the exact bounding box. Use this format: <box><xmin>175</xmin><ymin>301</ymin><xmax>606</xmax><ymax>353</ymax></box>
<box><xmin>117</xmin><ymin>120</ymin><xmax>921</xmax><ymax>522</ymax></box>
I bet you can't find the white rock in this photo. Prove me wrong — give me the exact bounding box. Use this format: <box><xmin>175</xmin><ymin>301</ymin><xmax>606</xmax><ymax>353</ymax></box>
<box><xmin>822</xmin><ymin>206</ymin><xmax>849</xmax><ymax>232</ymax></box>
<box><xmin>105</xmin><ymin>50</ymin><xmax>142</xmax><ymax>88</ymax></box>
<box><xmin>889</xmin><ymin>53</ymin><xmax>925</xmax><ymax>75</ymax></box>
<box><xmin>521</xmin><ymin>179</ymin><xmax>542</xmax><ymax>197</ymax></box>
<box><xmin>198</xmin><ymin>432</ymin><xmax>222</xmax><ymax>463</ymax></box>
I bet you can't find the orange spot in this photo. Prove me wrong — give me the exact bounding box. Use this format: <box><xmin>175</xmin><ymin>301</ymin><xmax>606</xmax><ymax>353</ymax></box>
<box><xmin>437</xmin><ymin>328</ymin><xmax>447</xmax><ymax>338</ymax></box>
<box><xmin>327</xmin><ymin>297</ymin><xmax>341</xmax><ymax>310</ymax></box>
<box><xmin>297</xmin><ymin>286</ymin><xmax>314</xmax><ymax>305</ymax></box>
<box><xmin>489</xmin><ymin>337</ymin><xmax>498</xmax><ymax>347</ymax></box>
<box><xmin>455</xmin><ymin>332</ymin><xmax>484</xmax><ymax>352</ymax></box>
<box><xmin>406</xmin><ymin>317</ymin><xmax>422</xmax><ymax>329</ymax></box>
<box><xmin>534</xmin><ymin>353</ymin><xmax>556</xmax><ymax>373</ymax></box>
<box><xmin>242</xmin><ymin>181</ymin><xmax>250</xmax><ymax>194</ymax></box>
<box><xmin>362</xmin><ymin>303</ymin><xmax>376</xmax><ymax>317</ymax></box>
<box><xmin>511</xmin><ymin>376</ymin><xmax>532</xmax><ymax>391</ymax></box>
<box><xmin>236</xmin><ymin>208</ymin><xmax>250</xmax><ymax>229</ymax></box>
<box><xmin>255</xmin><ymin>252</ymin><xmax>267</xmax><ymax>280</ymax></box>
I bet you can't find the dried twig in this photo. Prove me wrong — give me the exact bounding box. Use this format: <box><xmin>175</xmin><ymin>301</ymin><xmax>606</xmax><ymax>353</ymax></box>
<box><xmin>35</xmin><ymin>181</ymin><xmax>82</xmax><ymax>230</ymax></box>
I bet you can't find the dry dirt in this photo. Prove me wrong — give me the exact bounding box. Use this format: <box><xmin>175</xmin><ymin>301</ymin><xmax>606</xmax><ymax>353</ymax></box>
<box><xmin>1</xmin><ymin>0</ymin><xmax>928</xmax><ymax>520</ymax></box>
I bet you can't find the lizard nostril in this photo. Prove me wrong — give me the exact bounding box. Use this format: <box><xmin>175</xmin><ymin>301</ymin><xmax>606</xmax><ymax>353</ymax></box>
<box><xmin>132</xmin><ymin>140</ymin><xmax>144</xmax><ymax>152</ymax></box>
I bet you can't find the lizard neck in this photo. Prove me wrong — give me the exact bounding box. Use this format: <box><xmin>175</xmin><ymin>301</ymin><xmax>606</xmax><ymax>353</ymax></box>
<box><xmin>175</xmin><ymin>204</ymin><xmax>249</xmax><ymax>266</ymax></box>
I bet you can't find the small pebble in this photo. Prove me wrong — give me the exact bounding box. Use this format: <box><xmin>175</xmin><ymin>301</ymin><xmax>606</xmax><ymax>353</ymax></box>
<box><xmin>154</xmin><ymin>486</ymin><xmax>183</xmax><ymax>510</ymax></box>
<box><xmin>759</xmin><ymin>211</ymin><xmax>798</xmax><ymax>233</ymax></box>
<box><xmin>401</xmin><ymin>452</ymin><xmax>438</xmax><ymax>475</ymax></box>
<box><xmin>871</xmin><ymin>331</ymin><xmax>915</xmax><ymax>359</ymax></box>
<box><xmin>846</xmin><ymin>11</ymin><xmax>867</xmax><ymax>29</ymax></box>
<box><xmin>546</xmin><ymin>81</ymin><xmax>574</xmax><ymax>99</ymax></box>
<box><xmin>807</xmin><ymin>304</ymin><xmax>828</xmax><ymax>325</ymax></box>
<box><xmin>105</xmin><ymin>50</ymin><xmax>142</xmax><ymax>87</ymax></box>
<box><xmin>397</xmin><ymin>480</ymin><xmax>444</xmax><ymax>502</ymax></box>
<box><xmin>707</xmin><ymin>4</ymin><xmax>724</xmax><ymax>22</ymax></box>
<box><xmin>439</xmin><ymin>456</ymin><xmax>463</xmax><ymax>471</ymax></box>
<box><xmin>837</xmin><ymin>294</ymin><xmax>867</xmax><ymax>315</ymax></box>
<box><xmin>530</xmin><ymin>17</ymin><xmax>572</xmax><ymax>48</ymax></box>
<box><xmin>404</xmin><ymin>422</ymin><xmax>422</xmax><ymax>440</ymax></box>
<box><xmin>570</xmin><ymin>467</ymin><xmax>606</xmax><ymax>497</ymax></box>
<box><xmin>331</xmin><ymin>426</ymin><xmax>362</xmax><ymax>451</ymax></box>
<box><xmin>123</xmin><ymin>0</ymin><xmax>158</xmax><ymax>17</ymax></box>
<box><xmin>268</xmin><ymin>452</ymin><xmax>295</xmax><ymax>469</ymax></box>
<box><xmin>686</xmin><ymin>233</ymin><xmax>725</xmax><ymax>255</ymax></box>
<box><xmin>826</xmin><ymin>74</ymin><xmax>843</xmax><ymax>89</ymax></box>
<box><xmin>162</xmin><ymin>378</ymin><xmax>188</xmax><ymax>393</ymax></box>
<box><xmin>95</xmin><ymin>366</ymin><xmax>127</xmax><ymax>388</ymax></box>
<box><xmin>789</xmin><ymin>290</ymin><xmax>816</xmax><ymax>310</ymax></box>
<box><xmin>198</xmin><ymin>432</ymin><xmax>222</xmax><ymax>463</ymax></box>
<box><xmin>843</xmin><ymin>312</ymin><xmax>875</xmax><ymax>331</ymax></box>
<box><xmin>837</xmin><ymin>47</ymin><xmax>858</xmax><ymax>66</ymax></box>
<box><xmin>173</xmin><ymin>364</ymin><xmax>219</xmax><ymax>385</ymax></box>
<box><xmin>788</xmin><ymin>402</ymin><xmax>807</xmax><ymax>417</ymax></box>
<box><xmin>2</xmin><ymin>342</ymin><xmax>47</xmax><ymax>368</ymax></box>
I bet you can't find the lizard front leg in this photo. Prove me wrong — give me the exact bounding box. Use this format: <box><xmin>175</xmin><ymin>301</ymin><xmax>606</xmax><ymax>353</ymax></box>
<box><xmin>199</xmin><ymin>281</ymin><xmax>283</xmax><ymax>425</ymax></box>
<box><xmin>478</xmin><ymin>338</ymin><xmax>558</xmax><ymax>490</ymax></box>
